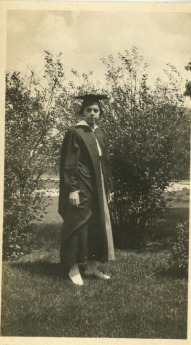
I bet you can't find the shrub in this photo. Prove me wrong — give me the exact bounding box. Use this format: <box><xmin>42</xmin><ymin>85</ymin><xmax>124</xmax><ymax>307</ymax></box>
<box><xmin>3</xmin><ymin>52</ymin><xmax>65</xmax><ymax>259</ymax></box>
<box><xmin>169</xmin><ymin>221</ymin><xmax>189</xmax><ymax>272</ymax></box>
<box><xmin>3</xmin><ymin>230</ymin><xmax>30</xmax><ymax>259</ymax></box>
<box><xmin>99</xmin><ymin>47</ymin><xmax>189</xmax><ymax>247</ymax></box>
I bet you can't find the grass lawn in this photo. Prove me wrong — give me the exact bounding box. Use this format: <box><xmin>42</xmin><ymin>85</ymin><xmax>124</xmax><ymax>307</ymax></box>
<box><xmin>1</xmin><ymin>190</ymin><xmax>189</xmax><ymax>338</ymax></box>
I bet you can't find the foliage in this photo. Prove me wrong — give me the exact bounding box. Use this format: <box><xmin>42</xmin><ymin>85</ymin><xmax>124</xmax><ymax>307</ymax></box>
<box><xmin>169</xmin><ymin>221</ymin><xmax>189</xmax><ymax>273</ymax></box>
<box><xmin>184</xmin><ymin>58</ymin><xmax>191</xmax><ymax>98</ymax></box>
<box><xmin>185</xmin><ymin>59</ymin><xmax>191</xmax><ymax>71</ymax></box>
<box><xmin>4</xmin><ymin>51</ymin><xmax>65</xmax><ymax>259</ymax></box>
<box><xmin>184</xmin><ymin>80</ymin><xmax>191</xmax><ymax>99</ymax></box>
<box><xmin>98</xmin><ymin>47</ymin><xmax>189</xmax><ymax>247</ymax></box>
<box><xmin>3</xmin><ymin>230</ymin><xmax>29</xmax><ymax>259</ymax></box>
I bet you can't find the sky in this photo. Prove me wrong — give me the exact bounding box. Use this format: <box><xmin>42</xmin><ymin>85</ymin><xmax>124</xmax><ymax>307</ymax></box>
<box><xmin>6</xmin><ymin>10</ymin><xmax>191</xmax><ymax>103</ymax></box>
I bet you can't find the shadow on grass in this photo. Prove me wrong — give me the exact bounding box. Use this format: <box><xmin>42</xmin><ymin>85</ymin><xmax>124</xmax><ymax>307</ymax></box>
<box><xmin>10</xmin><ymin>260</ymin><xmax>68</xmax><ymax>280</ymax></box>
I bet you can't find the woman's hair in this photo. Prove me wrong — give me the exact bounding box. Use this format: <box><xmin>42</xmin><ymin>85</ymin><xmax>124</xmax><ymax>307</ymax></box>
<box><xmin>78</xmin><ymin>100</ymin><xmax>103</xmax><ymax>117</ymax></box>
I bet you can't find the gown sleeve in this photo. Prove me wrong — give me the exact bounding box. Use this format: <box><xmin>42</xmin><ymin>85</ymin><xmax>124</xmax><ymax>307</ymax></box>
<box><xmin>60</xmin><ymin>128</ymin><xmax>80</xmax><ymax>193</ymax></box>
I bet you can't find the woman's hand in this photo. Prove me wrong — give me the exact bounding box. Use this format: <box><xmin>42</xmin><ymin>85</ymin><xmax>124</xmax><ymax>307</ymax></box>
<box><xmin>108</xmin><ymin>192</ymin><xmax>114</xmax><ymax>204</ymax></box>
<box><xmin>69</xmin><ymin>191</ymin><xmax>80</xmax><ymax>207</ymax></box>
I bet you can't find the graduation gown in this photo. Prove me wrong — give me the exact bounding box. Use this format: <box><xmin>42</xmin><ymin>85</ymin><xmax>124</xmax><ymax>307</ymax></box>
<box><xmin>58</xmin><ymin>120</ymin><xmax>115</xmax><ymax>264</ymax></box>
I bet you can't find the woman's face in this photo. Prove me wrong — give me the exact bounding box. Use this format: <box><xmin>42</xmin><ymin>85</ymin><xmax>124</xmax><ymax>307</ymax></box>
<box><xmin>83</xmin><ymin>103</ymin><xmax>100</xmax><ymax>125</ymax></box>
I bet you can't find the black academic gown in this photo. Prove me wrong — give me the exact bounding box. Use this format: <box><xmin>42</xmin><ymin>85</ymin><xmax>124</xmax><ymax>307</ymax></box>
<box><xmin>58</xmin><ymin>122</ymin><xmax>113</xmax><ymax>264</ymax></box>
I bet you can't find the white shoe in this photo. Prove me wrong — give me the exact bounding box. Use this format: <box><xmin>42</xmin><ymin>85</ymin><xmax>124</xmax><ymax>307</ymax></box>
<box><xmin>69</xmin><ymin>273</ymin><xmax>84</xmax><ymax>286</ymax></box>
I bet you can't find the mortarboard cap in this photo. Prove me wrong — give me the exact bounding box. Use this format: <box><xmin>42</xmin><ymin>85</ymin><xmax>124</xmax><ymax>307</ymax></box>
<box><xmin>74</xmin><ymin>94</ymin><xmax>108</xmax><ymax>116</ymax></box>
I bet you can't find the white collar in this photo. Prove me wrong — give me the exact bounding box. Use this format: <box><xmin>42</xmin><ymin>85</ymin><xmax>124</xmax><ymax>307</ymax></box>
<box><xmin>75</xmin><ymin>120</ymin><xmax>98</xmax><ymax>131</ymax></box>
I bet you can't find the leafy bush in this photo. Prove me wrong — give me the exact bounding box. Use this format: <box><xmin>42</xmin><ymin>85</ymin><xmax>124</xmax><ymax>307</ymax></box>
<box><xmin>169</xmin><ymin>221</ymin><xmax>189</xmax><ymax>272</ymax></box>
<box><xmin>3</xmin><ymin>230</ymin><xmax>30</xmax><ymax>259</ymax></box>
<box><xmin>3</xmin><ymin>52</ymin><xmax>65</xmax><ymax>259</ymax></box>
<box><xmin>99</xmin><ymin>47</ymin><xmax>189</xmax><ymax>247</ymax></box>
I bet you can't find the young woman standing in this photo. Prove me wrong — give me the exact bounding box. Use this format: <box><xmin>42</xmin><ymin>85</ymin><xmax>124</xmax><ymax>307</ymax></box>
<box><xmin>59</xmin><ymin>94</ymin><xmax>115</xmax><ymax>285</ymax></box>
